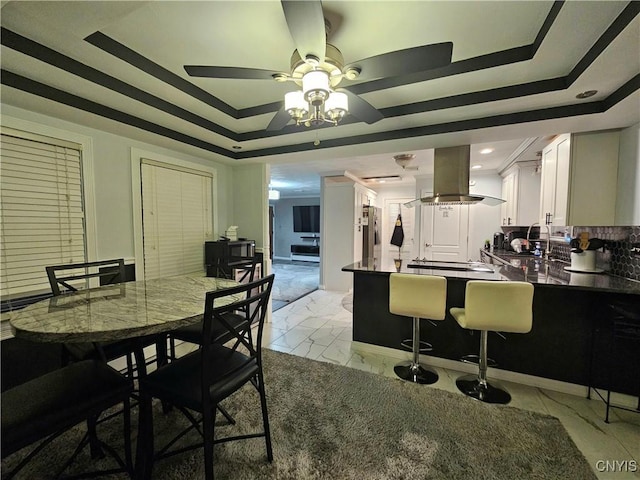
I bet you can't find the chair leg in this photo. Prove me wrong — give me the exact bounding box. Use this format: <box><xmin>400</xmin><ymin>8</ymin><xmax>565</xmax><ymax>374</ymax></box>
<box><xmin>394</xmin><ymin>317</ymin><xmax>438</xmax><ymax>384</ymax></box>
<box><xmin>257</xmin><ymin>370</ymin><xmax>273</xmax><ymax>461</ymax></box>
<box><xmin>87</xmin><ymin>415</ymin><xmax>105</xmax><ymax>459</ymax></box>
<box><xmin>203</xmin><ymin>406</ymin><xmax>216</xmax><ymax>480</ymax></box>
<box><xmin>217</xmin><ymin>405</ymin><xmax>236</xmax><ymax>425</ymax></box>
<box><xmin>456</xmin><ymin>330</ymin><xmax>511</xmax><ymax>404</ymax></box>
<box><xmin>123</xmin><ymin>396</ymin><xmax>133</xmax><ymax>474</ymax></box>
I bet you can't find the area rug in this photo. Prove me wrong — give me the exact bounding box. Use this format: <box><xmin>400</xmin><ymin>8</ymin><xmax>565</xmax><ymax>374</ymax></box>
<box><xmin>2</xmin><ymin>350</ymin><xmax>597</xmax><ymax>480</ymax></box>
<box><xmin>271</xmin><ymin>261</ymin><xmax>319</xmax><ymax>309</ymax></box>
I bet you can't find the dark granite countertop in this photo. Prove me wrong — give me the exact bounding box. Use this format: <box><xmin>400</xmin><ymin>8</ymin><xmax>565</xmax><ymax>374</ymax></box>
<box><xmin>342</xmin><ymin>253</ymin><xmax>640</xmax><ymax>295</ymax></box>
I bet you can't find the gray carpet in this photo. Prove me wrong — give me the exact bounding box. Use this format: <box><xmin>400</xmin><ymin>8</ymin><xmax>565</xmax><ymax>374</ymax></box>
<box><xmin>2</xmin><ymin>350</ymin><xmax>597</xmax><ymax>479</ymax></box>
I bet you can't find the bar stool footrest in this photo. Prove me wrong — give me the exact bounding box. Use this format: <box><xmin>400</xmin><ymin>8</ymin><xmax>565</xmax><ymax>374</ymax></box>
<box><xmin>401</xmin><ymin>339</ymin><xmax>433</xmax><ymax>353</ymax></box>
<box><xmin>460</xmin><ymin>354</ymin><xmax>497</xmax><ymax>367</ymax></box>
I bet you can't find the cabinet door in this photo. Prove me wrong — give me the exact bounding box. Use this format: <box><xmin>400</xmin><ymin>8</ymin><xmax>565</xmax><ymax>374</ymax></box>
<box><xmin>552</xmin><ymin>135</ymin><xmax>571</xmax><ymax>226</ymax></box>
<box><xmin>501</xmin><ymin>172</ymin><xmax>517</xmax><ymax>225</ymax></box>
<box><xmin>539</xmin><ymin>143</ymin><xmax>558</xmax><ymax>225</ymax></box>
<box><xmin>515</xmin><ymin>165</ymin><xmax>541</xmax><ymax>226</ymax></box>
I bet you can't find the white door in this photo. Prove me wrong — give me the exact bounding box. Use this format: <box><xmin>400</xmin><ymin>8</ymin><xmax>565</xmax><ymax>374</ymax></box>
<box><xmin>420</xmin><ymin>196</ymin><xmax>469</xmax><ymax>261</ymax></box>
<box><xmin>383</xmin><ymin>199</ymin><xmax>414</xmax><ymax>265</ymax></box>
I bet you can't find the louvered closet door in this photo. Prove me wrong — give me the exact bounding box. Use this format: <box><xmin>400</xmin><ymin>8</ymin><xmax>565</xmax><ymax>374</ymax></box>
<box><xmin>141</xmin><ymin>161</ymin><xmax>212</xmax><ymax>280</ymax></box>
<box><xmin>1</xmin><ymin>132</ymin><xmax>86</xmax><ymax>299</ymax></box>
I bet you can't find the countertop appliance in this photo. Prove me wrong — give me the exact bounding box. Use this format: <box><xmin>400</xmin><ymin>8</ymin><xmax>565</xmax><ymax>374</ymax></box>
<box><xmin>493</xmin><ymin>232</ymin><xmax>505</xmax><ymax>249</ymax></box>
<box><xmin>504</xmin><ymin>231</ymin><xmax>527</xmax><ymax>251</ymax></box>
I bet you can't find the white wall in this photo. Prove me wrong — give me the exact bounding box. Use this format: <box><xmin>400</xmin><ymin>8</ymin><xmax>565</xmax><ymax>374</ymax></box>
<box><xmin>468</xmin><ymin>173</ymin><xmax>504</xmax><ymax>260</ymax></box>
<box><xmin>321</xmin><ymin>181</ymin><xmax>355</xmax><ymax>292</ymax></box>
<box><xmin>616</xmin><ymin>122</ymin><xmax>640</xmax><ymax>225</ymax></box>
<box><xmin>1</xmin><ymin>104</ymin><xmax>239</xmax><ymax>265</ymax></box>
<box><xmin>232</xmin><ymin>163</ymin><xmax>269</xmax><ymax>251</ymax></box>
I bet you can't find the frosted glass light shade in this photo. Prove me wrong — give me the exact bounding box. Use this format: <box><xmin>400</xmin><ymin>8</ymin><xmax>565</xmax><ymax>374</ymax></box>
<box><xmin>302</xmin><ymin>71</ymin><xmax>330</xmax><ymax>103</ymax></box>
<box><xmin>285</xmin><ymin>91</ymin><xmax>307</xmax><ymax>114</ymax></box>
<box><xmin>325</xmin><ymin>91</ymin><xmax>348</xmax><ymax>114</ymax></box>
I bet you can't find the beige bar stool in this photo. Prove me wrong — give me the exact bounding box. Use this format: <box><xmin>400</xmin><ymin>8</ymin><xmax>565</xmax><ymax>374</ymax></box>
<box><xmin>450</xmin><ymin>280</ymin><xmax>534</xmax><ymax>404</ymax></box>
<box><xmin>389</xmin><ymin>273</ymin><xmax>447</xmax><ymax>384</ymax></box>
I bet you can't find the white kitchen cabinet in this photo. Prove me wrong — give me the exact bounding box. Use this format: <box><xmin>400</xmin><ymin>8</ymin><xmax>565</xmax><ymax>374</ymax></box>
<box><xmin>539</xmin><ymin>130</ymin><xmax>619</xmax><ymax>226</ymax></box>
<box><xmin>500</xmin><ymin>162</ymin><xmax>540</xmax><ymax>226</ymax></box>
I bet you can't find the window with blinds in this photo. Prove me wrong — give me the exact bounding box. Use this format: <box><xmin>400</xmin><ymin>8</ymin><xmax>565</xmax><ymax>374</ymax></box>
<box><xmin>0</xmin><ymin>132</ymin><xmax>86</xmax><ymax>301</ymax></box>
<box><xmin>141</xmin><ymin>159</ymin><xmax>213</xmax><ymax>280</ymax></box>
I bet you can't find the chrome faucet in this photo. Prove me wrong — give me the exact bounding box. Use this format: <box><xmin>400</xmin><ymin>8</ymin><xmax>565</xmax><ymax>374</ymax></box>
<box><xmin>527</xmin><ymin>222</ymin><xmax>552</xmax><ymax>259</ymax></box>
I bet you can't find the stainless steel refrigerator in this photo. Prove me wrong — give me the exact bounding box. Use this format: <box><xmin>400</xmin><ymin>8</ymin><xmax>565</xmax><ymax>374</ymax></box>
<box><xmin>362</xmin><ymin>206</ymin><xmax>381</xmax><ymax>261</ymax></box>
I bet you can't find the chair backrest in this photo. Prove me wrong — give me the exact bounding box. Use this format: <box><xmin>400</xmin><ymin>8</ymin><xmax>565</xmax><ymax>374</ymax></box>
<box><xmin>201</xmin><ymin>273</ymin><xmax>275</xmax><ymax>371</ymax></box>
<box><xmin>46</xmin><ymin>259</ymin><xmax>126</xmax><ymax>296</ymax></box>
<box><xmin>235</xmin><ymin>257</ymin><xmax>259</xmax><ymax>284</ymax></box>
<box><xmin>464</xmin><ymin>280</ymin><xmax>534</xmax><ymax>333</ymax></box>
<box><xmin>389</xmin><ymin>273</ymin><xmax>447</xmax><ymax>320</ymax></box>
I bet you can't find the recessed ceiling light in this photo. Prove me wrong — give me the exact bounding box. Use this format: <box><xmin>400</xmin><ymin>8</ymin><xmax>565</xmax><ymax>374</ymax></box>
<box><xmin>480</xmin><ymin>148</ymin><xmax>494</xmax><ymax>155</ymax></box>
<box><xmin>576</xmin><ymin>90</ymin><xmax>597</xmax><ymax>99</ymax></box>
<box><xmin>471</xmin><ymin>164</ymin><xmax>483</xmax><ymax>170</ymax></box>
<box><xmin>362</xmin><ymin>175</ymin><xmax>402</xmax><ymax>183</ymax></box>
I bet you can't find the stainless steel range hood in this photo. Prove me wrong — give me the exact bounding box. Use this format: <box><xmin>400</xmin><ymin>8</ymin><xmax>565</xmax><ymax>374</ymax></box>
<box><xmin>406</xmin><ymin>145</ymin><xmax>505</xmax><ymax>207</ymax></box>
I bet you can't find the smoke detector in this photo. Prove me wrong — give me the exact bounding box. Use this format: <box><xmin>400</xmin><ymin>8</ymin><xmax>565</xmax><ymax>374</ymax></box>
<box><xmin>394</xmin><ymin>153</ymin><xmax>417</xmax><ymax>170</ymax></box>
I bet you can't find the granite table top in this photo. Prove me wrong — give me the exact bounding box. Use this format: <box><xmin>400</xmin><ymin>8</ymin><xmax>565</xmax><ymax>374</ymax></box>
<box><xmin>10</xmin><ymin>274</ymin><xmax>241</xmax><ymax>343</ymax></box>
<box><xmin>342</xmin><ymin>255</ymin><xmax>640</xmax><ymax>296</ymax></box>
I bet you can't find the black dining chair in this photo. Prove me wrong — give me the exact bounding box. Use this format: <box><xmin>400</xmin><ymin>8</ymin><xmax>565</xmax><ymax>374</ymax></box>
<box><xmin>1</xmin><ymin>359</ymin><xmax>133</xmax><ymax>479</ymax></box>
<box><xmin>139</xmin><ymin>274</ymin><xmax>275</xmax><ymax>480</ymax></box>
<box><xmin>46</xmin><ymin>259</ymin><xmax>165</xmax><ymax>377</ymax></box>
<box><xmin>167</xmin><ymin>257</ymin><xmax>259</xmax><ymax>360</ymax></box>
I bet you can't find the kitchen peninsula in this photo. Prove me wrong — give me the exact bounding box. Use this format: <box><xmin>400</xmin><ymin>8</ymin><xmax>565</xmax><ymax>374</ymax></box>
<box><xmin>342</xmin><ymin>258</ymin><xmax>639</xmax><ymax>395</ymax></box>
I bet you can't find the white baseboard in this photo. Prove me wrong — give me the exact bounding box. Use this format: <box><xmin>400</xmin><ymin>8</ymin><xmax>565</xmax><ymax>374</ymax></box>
<box><xmin>351</xmin><ymin>341</ymin><xmax>639</xmax><ymax>408</ymax></box>
<box><xmin>290</xmin><ymin>254</ymin><xmax>320</xmax><ymax>262</ymax></box>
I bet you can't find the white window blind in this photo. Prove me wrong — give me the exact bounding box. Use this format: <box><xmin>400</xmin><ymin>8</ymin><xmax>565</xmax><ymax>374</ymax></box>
<box><xmin>0</xmin><ymin>132</ymin><xmax>86</xmax><ymax>299</ymax></box>
<box><xmin>141</xmin><ymin>160</ymin><xmax>213</xmax><ymax>280</ymax></box>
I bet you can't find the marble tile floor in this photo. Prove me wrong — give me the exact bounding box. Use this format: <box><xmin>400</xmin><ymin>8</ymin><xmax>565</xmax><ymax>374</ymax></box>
<box><xmin>262</xmin><ymin>289</ymin><xmax>640</xmax><ymax>480</ymax></box>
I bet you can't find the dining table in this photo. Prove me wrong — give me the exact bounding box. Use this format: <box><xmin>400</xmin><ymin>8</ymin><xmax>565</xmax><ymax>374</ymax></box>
<box><xmin>9</xmin><ymin>272</ymin><xmax>242</xmax><ymax>479</ymax></box>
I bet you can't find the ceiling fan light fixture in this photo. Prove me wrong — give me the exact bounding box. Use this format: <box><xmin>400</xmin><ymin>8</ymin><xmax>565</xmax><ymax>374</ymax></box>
<box><xmin>325</xmin><ymin>91</ymin><xmax>348</xmax><ymax>121</ymax></box>
<box><xmin>394</xmin><ymin>153</ymin><xmax>416</xmax><ymax>169</ymax></box>
<box><xmin>302</xmin><ymin>70</ymin><xmax>330</xmax><ymax>105</ymax></box>
<box><xmin>285</xmin><ymin>91</ymin><xmax>308</xmax><ymax>120</ymax></box>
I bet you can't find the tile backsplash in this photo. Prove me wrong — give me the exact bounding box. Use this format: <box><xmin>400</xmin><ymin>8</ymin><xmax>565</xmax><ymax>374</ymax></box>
<box><xmin>570</xmin><ymin>226</ymin><xmax>640</xmax><ymax>280</ymax></box>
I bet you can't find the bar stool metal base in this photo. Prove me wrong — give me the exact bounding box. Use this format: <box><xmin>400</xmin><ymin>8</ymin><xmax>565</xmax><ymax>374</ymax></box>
<box><xmin>394</xmin><ymin>361</ymin><xmax>439</xmax><ymax>384</ymax></box>
<box><xmin>456</xmin><ymin>374</ymin><xmax>511</xmax><ymax>404</ymax></box>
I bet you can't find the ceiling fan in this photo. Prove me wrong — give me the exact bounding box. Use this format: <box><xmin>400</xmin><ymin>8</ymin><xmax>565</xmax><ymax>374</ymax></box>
<box><xmin>184</xmin><ymin>0</ymin><xmax>453</xmax><ymax>131</ymax></box>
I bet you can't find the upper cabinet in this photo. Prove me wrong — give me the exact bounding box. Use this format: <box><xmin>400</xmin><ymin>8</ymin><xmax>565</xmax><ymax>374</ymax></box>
<box><xmin>539</xmin><ymin>130</ymin><xmax>620</xmax><ymax>227</ymax></box>
<box><xmin>500</xmin><ymin>162</ymin><xmax>540</xmax><ymax>226</ymax></box>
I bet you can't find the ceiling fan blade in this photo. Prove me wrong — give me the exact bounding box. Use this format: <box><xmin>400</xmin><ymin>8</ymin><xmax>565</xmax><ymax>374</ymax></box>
<box><xmin>336</xmin><ymin>88</ymin><xmax>384</xmax><ymax>124</ymax></box>
<box><xmin>346</xmin><ymin>42</ymin><xmax>453</xmax><ymax>81</ymax></box>
<box><xmin>184</xmin><ymin>66</ymin><xmax>282</xmax><ymax>80</ymax></box>
<box><xmin>281</xmin><ymin>0</ymin><xmax>326</xmax><ymax>63</ymax></box>
<box><xmin>266</xmin><ymin>107</ymin><xmax>292</xmax><ymax>131</ymax></box>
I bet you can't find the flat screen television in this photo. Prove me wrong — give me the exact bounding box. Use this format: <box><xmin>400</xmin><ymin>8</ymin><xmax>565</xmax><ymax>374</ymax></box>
<box><xmin>293</xmin><ymin>205</ymin><xmax>320</xmax><ymax>233</ymax></box>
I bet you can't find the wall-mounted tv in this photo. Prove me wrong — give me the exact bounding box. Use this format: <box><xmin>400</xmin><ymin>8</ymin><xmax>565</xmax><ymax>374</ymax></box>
<box><xmin>293</xmin><ymin>205</ymin><xmax>320</xmax><ymax>233</ymax></box>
